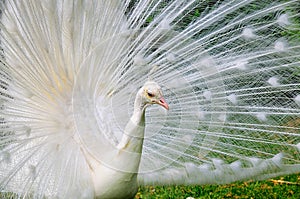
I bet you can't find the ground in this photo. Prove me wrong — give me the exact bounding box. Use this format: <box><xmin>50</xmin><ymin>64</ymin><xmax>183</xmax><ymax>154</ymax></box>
<box><xmin>136</xmin><ymin>173</ymin><xmax>300</xmax><ymax>199</ymax></box>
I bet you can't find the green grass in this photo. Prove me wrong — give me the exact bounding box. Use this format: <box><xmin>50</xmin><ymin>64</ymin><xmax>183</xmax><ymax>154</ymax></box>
<box><xmin>1</xmin><ymin>174</ymin><xmax>299</xmax><ymax>198</ymax></box>
<box><xmin>136</xmin><ymin>173</ymin><xmax>300</xmax><ymax>199</ymax></box>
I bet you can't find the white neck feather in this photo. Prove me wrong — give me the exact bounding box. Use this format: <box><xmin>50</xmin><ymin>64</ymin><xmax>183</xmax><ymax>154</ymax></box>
<box><xmin>117</xmin><ymin>88</ymin><xmax>146</xmax><ymax>153</ymax></box>
<box><xmin>88</xmin><ymin>89</ymin><xmax>147</xmax><ymax>198</ymax></box>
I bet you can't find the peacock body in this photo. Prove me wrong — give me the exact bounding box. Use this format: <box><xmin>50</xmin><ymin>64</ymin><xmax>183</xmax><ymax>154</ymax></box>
<box><xmin>0</xmin><ymin>0</ymin><xmax>300</xmax><ymax>198</ymax></box>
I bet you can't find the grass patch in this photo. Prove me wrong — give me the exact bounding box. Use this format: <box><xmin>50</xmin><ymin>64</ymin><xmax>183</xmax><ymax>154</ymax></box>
<box><xmin>1</xmin><ymin>174</ymin><xmax>299</xmax><ymax>198</ymax></box>
<box><xmin>136</xmin><ymin>173</ymin><xmax>300</xmax><ymax>198</ymax></box>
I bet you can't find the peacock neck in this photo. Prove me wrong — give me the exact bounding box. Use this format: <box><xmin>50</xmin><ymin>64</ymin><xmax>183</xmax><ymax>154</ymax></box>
<box><xmin>133</xmin><ymin>91</ymin><xmax>146</xmax><ymax>125</ymax></box>
<box><xmin>117</xmin><ymin>89</ymin><xmax>146</xmax><ymax>153</ymax></box>
<box><xmin>135</xmin><ymin>85</ymin><xmax>148</xmax><ymax>109</ymax></box>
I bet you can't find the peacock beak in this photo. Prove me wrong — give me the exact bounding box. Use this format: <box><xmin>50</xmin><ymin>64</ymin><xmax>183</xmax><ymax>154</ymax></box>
<box><xmin>158</xmin><ymin>97</ymin><xmax>169</xmax><ymax>110</ymax></box>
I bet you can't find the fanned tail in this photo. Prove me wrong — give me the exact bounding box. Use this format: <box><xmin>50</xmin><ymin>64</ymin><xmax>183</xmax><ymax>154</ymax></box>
<box><xmin>132</xmin><ymin>0</ymin><xmax>300</xmax><ymax>184</ymax></box>
<box><xmin>0</xmin><ymin>0</ymin><xmax>128</xmax><ymax>198</ymax></box>
<box><xmin>0</xmin><ymin>0</ymin><xmax>299</xmax><ymax>198</ymax></box>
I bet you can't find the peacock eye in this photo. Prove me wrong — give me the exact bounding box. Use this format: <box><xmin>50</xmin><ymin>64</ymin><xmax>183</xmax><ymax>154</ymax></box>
<box><xmin>147</xmin><ymin>91</ymin><xmax>154</xmax><ymax>97</ymax></box>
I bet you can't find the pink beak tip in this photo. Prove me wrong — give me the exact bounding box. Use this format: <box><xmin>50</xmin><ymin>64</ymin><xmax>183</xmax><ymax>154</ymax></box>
<box><xmin>159</xmin><ymin>97</ymin><xmax>169</xmax><ymax>110</ymax></box>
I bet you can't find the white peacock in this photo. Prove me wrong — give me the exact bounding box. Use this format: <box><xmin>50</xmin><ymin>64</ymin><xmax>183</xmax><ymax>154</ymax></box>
<box><xmin>0</xmin><ymin>0</ymin><xmax>299</xmax><ymax>198</ymax></box>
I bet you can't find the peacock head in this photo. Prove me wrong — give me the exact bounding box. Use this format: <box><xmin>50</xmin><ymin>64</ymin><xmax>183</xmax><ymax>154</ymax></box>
<box><xmin>139</xmin><ymin>81</ymin><xmax>169</xmax><ymax>110</ymax></box>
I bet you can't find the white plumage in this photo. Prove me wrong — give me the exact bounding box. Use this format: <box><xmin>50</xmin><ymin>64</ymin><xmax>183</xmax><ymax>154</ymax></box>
<box><xmin>0</xmin><ymin>0</ymin><xmax>300</xmax><ymax>198</ymax></box>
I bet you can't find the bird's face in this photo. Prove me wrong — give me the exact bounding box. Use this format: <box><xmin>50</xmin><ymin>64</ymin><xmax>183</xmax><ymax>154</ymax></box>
<box><xmin>142</xmin><ymin>81</ymin><xmax>169</xmax><ymax>110</ymax></box>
